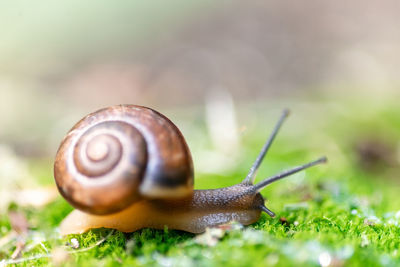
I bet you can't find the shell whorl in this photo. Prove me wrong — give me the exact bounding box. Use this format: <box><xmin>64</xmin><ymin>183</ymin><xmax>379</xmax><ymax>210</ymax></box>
<box><xmin>54</xmin><ymin>105</ymin><xmax>194</xmax><ymax>215</ymax></box>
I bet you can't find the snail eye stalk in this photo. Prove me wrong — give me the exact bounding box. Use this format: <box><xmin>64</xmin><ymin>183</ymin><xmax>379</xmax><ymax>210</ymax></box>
<box><xmin>242</xmin><ymin>109</ymin><xmax>327</xmax><ymax>216</ymax></box>
<box><xmin>253</xmin><ymin>157</ymin><xmax>328</xmax><ymax>192</ymax></box>
<box><xmin>255</xmin><ymin>156</ymin><xmax>327</xmax><ymax>216</ymax></box>
<box><xmin>243</xmin><ymin>109</ymin><xmax>290</xmax><ymax>185</ymax></box>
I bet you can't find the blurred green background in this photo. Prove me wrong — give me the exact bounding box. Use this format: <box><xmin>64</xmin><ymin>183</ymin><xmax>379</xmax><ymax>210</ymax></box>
<box><xmin>1</xmin><ymin>1</ymin><xmax>400</xmax><ymax>266</ymax></box>
<box><xmin>1</xmin><ymin>0</ymin><xmax>399</xmax><ymax>158</ymax></box>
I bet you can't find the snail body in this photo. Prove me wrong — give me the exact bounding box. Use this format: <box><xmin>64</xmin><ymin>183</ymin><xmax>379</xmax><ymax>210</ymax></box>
<box><xmin>55</xmin><ymin>105</ymin><xmax>326</xmax><ymax>235</ymax></box>
<box><xmin>60</xmin><ymin>184</ymin><xmax>263</xmax><ymax>235</ymax></box>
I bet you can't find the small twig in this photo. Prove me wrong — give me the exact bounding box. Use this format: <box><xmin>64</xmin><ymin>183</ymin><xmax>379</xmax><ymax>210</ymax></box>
<box><xmin>10</xmin><ymin>240</ymin><xmax>25</xmax><ymax>259</ymax></box>
<box><xmin>0</xmin><ymin>230</ymin><xmax>115</xmax><ymax>266</ymax></box>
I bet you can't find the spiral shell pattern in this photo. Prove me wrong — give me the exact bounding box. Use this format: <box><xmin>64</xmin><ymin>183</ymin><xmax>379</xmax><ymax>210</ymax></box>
<box><xmin>54</xmin><ymin>105</ymin><xmax>194</xmax><ymax>215</ymax></box>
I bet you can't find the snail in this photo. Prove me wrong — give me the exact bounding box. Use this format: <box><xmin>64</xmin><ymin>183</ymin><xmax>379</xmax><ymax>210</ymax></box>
<box><xmin>54</xmin><ymin>105</ymin><xmax>326</xmax><ymax>235</ymax></box>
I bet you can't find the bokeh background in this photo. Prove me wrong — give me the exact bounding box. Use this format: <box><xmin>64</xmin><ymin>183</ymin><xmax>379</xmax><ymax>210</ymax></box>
<box><xmin>1</xmin><ymin>0</ymin><xmax>399</xmax><ymax>197</ymax></box>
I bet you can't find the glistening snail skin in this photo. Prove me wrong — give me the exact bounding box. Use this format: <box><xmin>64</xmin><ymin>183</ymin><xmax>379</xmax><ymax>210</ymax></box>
<box><xmin>54</xmin><ymin>106</ymin><xmax>327</xmax><ymax>235</ymax></box>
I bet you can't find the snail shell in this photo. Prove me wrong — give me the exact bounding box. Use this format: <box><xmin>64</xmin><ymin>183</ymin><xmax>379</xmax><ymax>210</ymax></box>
<box><xmin>54</xmin><ymin>105</ymin><xmax>194</xmax><ymax>215</ymax></box>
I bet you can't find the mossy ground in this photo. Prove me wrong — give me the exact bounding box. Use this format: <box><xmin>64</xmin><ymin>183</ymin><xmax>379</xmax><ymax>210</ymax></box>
<box><xmin>1</xmin><ymin>98</ymin><xmax>400</xmax><ymax>266</ymax></box>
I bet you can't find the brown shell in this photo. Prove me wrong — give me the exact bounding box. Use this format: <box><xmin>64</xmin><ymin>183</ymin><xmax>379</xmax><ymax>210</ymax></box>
<box><xmin>54</xmin><ymin>105</ymin><xmax>194</xmax><ymax>215</ymax></box>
